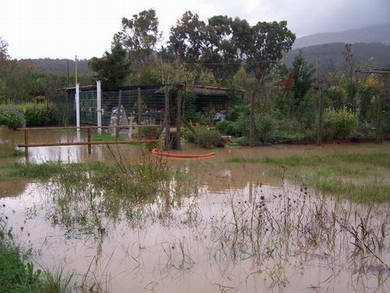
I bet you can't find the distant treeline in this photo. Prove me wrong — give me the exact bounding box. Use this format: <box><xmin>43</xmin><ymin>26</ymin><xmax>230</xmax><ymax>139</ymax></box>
<box><xmin>19</xmin><ymin>58</ymin><xmax>91</xmax><ymax>76</ymax></box>
<box><xmin>288</xmin><ymin>42</ymin><xmax>390</xmax><ymax>74</ymax></box>
<box><xmin>18</xmin><ymin>43</ymin><xmax>390</xmax><ymax>78</ymax></box>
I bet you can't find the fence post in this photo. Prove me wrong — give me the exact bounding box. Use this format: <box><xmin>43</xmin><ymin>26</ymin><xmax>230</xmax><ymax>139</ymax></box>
<box><xmin>75</xmin><ymin>83</ymin><xmax>80</xmax><ymax>129</ymax></box>
<box><xmin>176</xmin><ymin>89</ymin><xmax>182</xmax><ymax>150</ymax></box>
<box><xmin>249</xmin><ymin>92</ymin><xmax>255</xmax><ymax>147</ymax></box>
<box><xmin>316</xmin><ymin>58</ymin><xmax>323</xmax><ymax>145</ymax></box>
<box><xmin>164</xmin><ymin>87</ymin><xmax>170</xmax><ymax>149</ymax></box>
<box><xmin>115</xmin><ymin>90</ymin><xmax>122</xmax><ymax>140</ymax></box>
<box><xmin>24</xmin><ymin>128</ymin><xmax>29</xmax><ymax>162</ymax></box>
<box><xmin>96</xmin><ymin>80</ymin><xmax>102</xmax><ymax>134</ymax></box>
<box><xmin>137</xmin><ymin>87</ymin><xmax>142</xmax><ymax>125</ymax></box>
<box><xmin>87</xmin><ymin>127</ymin><xmax>92</xmax><ymax>154</ymax></box>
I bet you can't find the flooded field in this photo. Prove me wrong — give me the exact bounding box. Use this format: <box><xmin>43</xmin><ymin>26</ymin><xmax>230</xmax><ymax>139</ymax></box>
<box><xmin>1</xmin><ymin>127</ymin><xmax>390</xmax><ymax>292</ymax></box>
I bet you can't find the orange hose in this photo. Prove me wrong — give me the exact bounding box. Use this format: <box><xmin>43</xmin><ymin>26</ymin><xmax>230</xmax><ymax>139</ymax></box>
<box><xmin>151</xmin><ymin>148</ymin><xmax>215</xmax><ymax>159</ymax></box>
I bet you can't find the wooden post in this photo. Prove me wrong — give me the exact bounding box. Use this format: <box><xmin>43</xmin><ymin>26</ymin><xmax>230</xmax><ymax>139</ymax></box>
<box><xmin>176</xmin><ymin>89</ymin><xmax>182</xmax><ymax>150</ymax></box>
<box><xmin>24</xmin><ymin>128</ymin><xmax>29</xmax><ymax>162</ymax></box>
<box><xmin>249</xmin><ymin>91</ymin><xmax>255</xmax><ymax>147</ymax></box>
<box><xmin>316</xmin><ymin>58</ymin><xmax>324</xmax><ymax>145</ymax></box>
<box><xmin>377</xmin><ymin>75</ymin><xmax>390</xmax><ymax>144</ymax></box>
<box><xmin>137</xmin><ymin>87</ymin><xmax>142</xmax><ymax>125</ymax></box>
<box><xmin>164</xmin><ymin>87</ymin><xmax>170</xmax><ymax>150</ymax></box>
<box><xmin>87</xmin><ymin>127</ymin><xmax>92</xmax><ymax>154</ymax></box>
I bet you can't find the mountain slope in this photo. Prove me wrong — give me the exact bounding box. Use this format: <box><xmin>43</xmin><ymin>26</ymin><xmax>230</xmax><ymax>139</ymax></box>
<box><xmin>20</xmin><ymin>58</ymin><xmax>91</xmax><ymax>75</ymax></box>
<box><xmin>294</xmin><ymin>23</ymin><xmax>390</xmax><ymax>49</ymax></box>
<box><xmin>288</xmin><ymin>42</ymin><xmax>390</xmax><ymax>73</ymax></box>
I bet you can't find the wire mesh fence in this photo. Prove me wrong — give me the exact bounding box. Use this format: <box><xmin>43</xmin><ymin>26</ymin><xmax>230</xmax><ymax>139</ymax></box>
<box><xmin>63</xmin><ymin>86</ymin><xmax>166</xmax><ymax>126</ymax></box>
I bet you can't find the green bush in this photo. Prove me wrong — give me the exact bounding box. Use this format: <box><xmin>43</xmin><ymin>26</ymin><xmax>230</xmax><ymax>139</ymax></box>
<box><xmin>0</xmin><ymin>103</ymin><xmax>58</xmax><ymax>128</ymax></box>
<box><xmin>0</xmin><ymin>105</ymin><xmax>25</xmax><ymax>129</ymax></box>
<box><xmin>216</xmin><ymin>105</ymin><xmax>249</xmax><ymax>137</ymax></box>
<box><xmin>323</xmin><ymin>108</ymin><xmax>358</xmax><ymax>140</ymax></box>
<box><xmin>271</xmin><ymin>129</ymin><xmax>315</xmax><ymax>144</ymax></box>
<box><xmin>19</xmin><ymin>103</ymin><xmax>58</xmax><ymax>127</ymax></box>
<box><xmin>217</xmin><ymin>108</ymin><xmax>276</xmax><ymax>144</ymax></box>
<box><xmin>183</xmin><ymin>124</ymin><xmax>224</xmax><ymax>148</ymax></box>
<box><xmin>138</xmin><ymin>126</ymin><xmax>161</xmax><ymax>139</ymax></box>
<box><xmin>255</xmin><ymin>114</ymin><xmax>275</xmax><ymax>143</ymax></box>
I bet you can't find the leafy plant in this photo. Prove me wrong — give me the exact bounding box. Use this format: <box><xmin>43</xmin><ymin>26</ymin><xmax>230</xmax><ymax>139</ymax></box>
<box><xmin>255</xmin><ymin>114</ymin><xmax>275</xmax><ymax>143</ymax></box>
<box><xmin>323</xmin><ymin>108</ymin><xmax>358</xmax><ymax>140</ymax></box>
<box><xmin>0</xmin><ymin>105</ymin><xmax>25</xmax><ymax>129</ymax></box>
<box><xmin>20</xmin><ymin>103</ymin><xmax>58</xmax><ymax>126</ymax></box>
<box><xmin>183</xmin><ymin>124</ymin><xmax>224</xmax><ymax>148</ymax></box>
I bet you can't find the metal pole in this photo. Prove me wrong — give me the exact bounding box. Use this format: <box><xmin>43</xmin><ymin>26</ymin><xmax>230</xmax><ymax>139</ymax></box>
<box><xmin>75</xmin><ymin>83</ymin><xmax>81</xmax><ymax>142</ymax></box>
<box><xmin>96</xmin><ymin>80</ymin><xmax>102</xmax><ymax>134</ymax></box>
<box><xmin>115</xmin><ymin>90</ymin><xmax>122</xmax><ymax>140</ymax></box>
<box><xmin>75</xmin><ymin>83</ymin><xmax>80</xmax><ymax>129</ymax></box>
<box><xmin>75</xmin><ymin>55</ymin><xmax>78</xmax><ymax>85</ymax></box>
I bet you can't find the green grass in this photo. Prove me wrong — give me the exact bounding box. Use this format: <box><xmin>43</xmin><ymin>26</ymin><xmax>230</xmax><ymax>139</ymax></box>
<box><xmin>92</xmin><ymin>132</ymin><xmax>117</xmax><ymax>142</ymax></box>
<box><xmin>228</xmin><ymin>152</ymin><xmax>390</xmax><ymax>203</ymax></box>
<box><xmin>0</xmin><ymin>145</ymin><xmax>24</xmax><ymax>159</ymax></box>
<box><xmin>0</xmin><ymin>161</ymin><xmax>110</xmax><ymax>182</ymax></box>
<box><xmin>0</xmin><ymin>239</ymin><xmax>78</xmax><ymax>293</ymax></box>
<box><xmin>1</xmin><ymin>214</ymin><xmax>78</xmax><ymax>293</ymax></box>
<box><xmin>0</xmin><ymin>241</ymin><xmax>42</xmax><ymax>293</ymax></box>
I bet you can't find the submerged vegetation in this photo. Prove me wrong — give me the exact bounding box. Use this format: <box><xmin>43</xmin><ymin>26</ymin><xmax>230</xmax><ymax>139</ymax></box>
<box><xmin>228</xmin><ymin>151</ymin><xmax>390</xmax><ymax>202</ymax></box>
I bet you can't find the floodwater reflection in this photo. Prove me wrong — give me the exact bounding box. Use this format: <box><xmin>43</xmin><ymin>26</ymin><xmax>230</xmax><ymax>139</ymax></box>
<box><xmin>1</xmin><ymin>180</ymin><xmax>390</xmax><ymax>292</ymax></box>
<box><xmin>2</xmin><ymin>128</ymin><xmax>390</xmax><ymax>292</ymax></box>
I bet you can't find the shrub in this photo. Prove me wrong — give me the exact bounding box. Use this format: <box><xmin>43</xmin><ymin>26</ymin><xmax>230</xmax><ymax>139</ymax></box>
<box><xmin>255</xmin><ymin>114</ymin><xmax>275</xmax><ymax>143</ymax></box>
<box><xmin>216</xmin><ymin>105</ymin><xmax>249</xmax><ymax>137</ymax></box>
<box><xmin>0</xmin><ymin>105</ymin><xmax>25</xmax><ymax>129</ymax></box>
<box><xmin>19</xmin><ymin>103</ymin><xmax>58</xmax><ymax>126</ymax></box>
<box><xmin>0</xmin><ymin>103</ymin><xmax>58</xmax><ymax>128</ymax></box>
<box><xmin>183</xmin><ymin>124</ymin><xmax>224</xmax><ymax>148</ymax></box>
<box><xmin>323</xmin><ymin>108</ymin><xmax>358</xmax><ymax>140</ymax></box>
<box><xmin>217</xmin><ymin>109</ymin><xmax>276</xmax><ymax>144</ymax></box>
<box><xmin>138</xmin><ymin>126</ymin><xmax>161</xmax><ymax>139</ymax></box>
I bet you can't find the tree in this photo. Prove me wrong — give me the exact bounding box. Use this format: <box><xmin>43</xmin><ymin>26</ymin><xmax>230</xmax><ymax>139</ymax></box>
<box><xmin>290</xmin><ymin>53</ymin><xmax>315</xmax><ymax>117</ymax></box>
<box><xmin>168</xmin><ymin>13</ymin><xmax>249</xmax><ymax>81</ymax></box>
<box><xmin>244</xmin><ymin>21</ymin><xmax>295</xmax><ymax>82</ymax></box>
<box><xmin>115</xmin><ymin>9</ymin><xmax>161</xmax><ymax>65</ymax></box>
<box><xmin>0</xmin><ymin>37</ymin><xmax>8</xmax><ymax>60</ymax></box>
<box><xmin>168</xmin><ymin>11</ymin><xmax>207</xmax><ymax>68</ymax></box>
<box><xmin>343</xmin><ymin>43</ymin><xmax>357</xmax><ymax>111</ymax></box>
<box><xmin>89</xmin><ymin>43</ymin><xmax>131</xmax><ymax>88</ymax></box>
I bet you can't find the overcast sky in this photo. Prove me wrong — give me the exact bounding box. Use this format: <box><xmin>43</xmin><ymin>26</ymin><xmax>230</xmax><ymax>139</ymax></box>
<box><xmin>1</xmin><ymin>0</ymin><xmax>389</xmax><ymax>59</ymax></box>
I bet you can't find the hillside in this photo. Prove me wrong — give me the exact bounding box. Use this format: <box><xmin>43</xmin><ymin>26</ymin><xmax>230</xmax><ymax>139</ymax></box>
<box><xmin>294</xmin><ymin>23</ymin><xmax>390</xmax><ymax>49</ymax></box>
<box><xmin>19</xmin><ymin>58</ymin><xmax>91</xmax><ymax>75</ymax></box>
<box><xmin>18</xmin><ymin>43</ymin><xmax>390</xmax><ymax>77</ymax></box>
<box><xmin>288</xmin><ymin>42</ymin><xmax>390</xmax><ymax>73</ymax></box>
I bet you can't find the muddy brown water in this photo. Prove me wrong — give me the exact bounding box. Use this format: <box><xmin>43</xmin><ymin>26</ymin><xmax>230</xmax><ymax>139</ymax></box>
<box><xmin>1</xmin><ymin>127</ymin><xmax>390</xmax><ymax>292</ymax></box>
